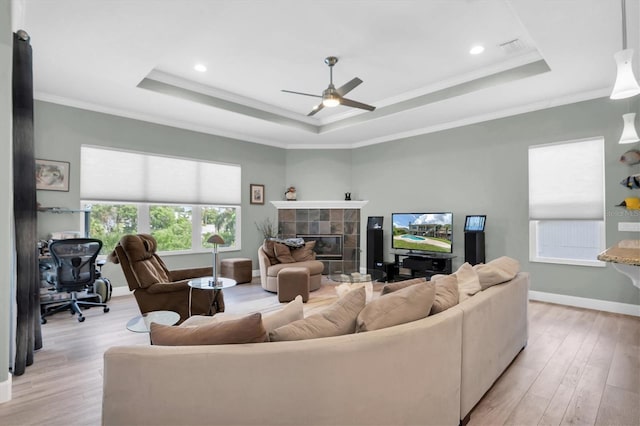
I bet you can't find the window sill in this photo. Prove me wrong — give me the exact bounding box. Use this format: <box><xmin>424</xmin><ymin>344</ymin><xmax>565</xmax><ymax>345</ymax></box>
<box><xmin>530</xmin><ymin>256</ymin><xmax>606</xmax><ymax>268</ymax></box>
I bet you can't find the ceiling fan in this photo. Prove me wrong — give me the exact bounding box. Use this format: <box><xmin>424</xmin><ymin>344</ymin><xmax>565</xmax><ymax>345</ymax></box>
<box><xmin>282</xmin><ymin>56</ymin><xmax>376</xmax><ymax>117</ymax></box>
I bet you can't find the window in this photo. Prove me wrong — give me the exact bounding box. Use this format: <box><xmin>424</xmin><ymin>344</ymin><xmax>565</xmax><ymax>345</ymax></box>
<box><xmin>528</xmin><ymin>137</ymin><xmax>605</xmax><ymax>267</ymax></box>
<box><xmin>80</xmin><ymin>146</ymin><xmax>241</xmax><ymax>254</ymax></box>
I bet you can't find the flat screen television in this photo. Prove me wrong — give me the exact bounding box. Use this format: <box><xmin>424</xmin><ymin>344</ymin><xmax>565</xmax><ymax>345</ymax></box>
<box><xmin>464</xmin><ymin>215</ymin><xmax>486</xmax><ymax>232</ymax></box>
<box><xmin>392</xmin><ymin>212</ymin><xmax>453</xmax><ymax>254</ymax></box>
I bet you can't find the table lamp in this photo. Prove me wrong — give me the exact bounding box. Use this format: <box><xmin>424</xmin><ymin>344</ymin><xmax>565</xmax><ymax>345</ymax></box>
<box><xmin>207</xmin><ymin>234</ymin><xmax>225</xmax><ymax>287</ymax></box>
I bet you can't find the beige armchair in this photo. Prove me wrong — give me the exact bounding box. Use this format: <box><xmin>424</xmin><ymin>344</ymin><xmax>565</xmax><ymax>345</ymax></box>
<box><xmin>109</xmin><ymin>234</ymin><xmax>224</xmax><ymax>323</ymax></box>
<box><xmin>258</xmin><ymin>240</ymin><xmax>324</xmax><ymax>293</ymax></box>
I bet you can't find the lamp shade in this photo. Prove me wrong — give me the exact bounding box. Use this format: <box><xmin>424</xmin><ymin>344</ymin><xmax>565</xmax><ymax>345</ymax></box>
<box><xmin>207</xmin><ymin>234</ymin><xmax>225</xmax><ymax>245</ymax></box>
<box><xmin>611</xmin><ymin>49</ymin><xmax>640</xmax><ymax>100</ymax></box>
<box><xmin>619</xmin><ymin>113</ymin><xmax>640</xmax><ymax>144</ymax></box>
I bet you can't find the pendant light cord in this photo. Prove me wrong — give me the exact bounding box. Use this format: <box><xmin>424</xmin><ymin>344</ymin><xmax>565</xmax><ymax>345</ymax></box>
<box><xmin>621</xmin><ymin>0</ymin><xmax>627</xmax><ymax>49</ymax></box>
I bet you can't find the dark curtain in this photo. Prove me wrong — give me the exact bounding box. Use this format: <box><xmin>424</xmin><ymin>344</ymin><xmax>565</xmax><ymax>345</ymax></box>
<box><xmin>12</xmin><ymin>30</ymin><xmax>42</xmax><ymax>376</ymax></box>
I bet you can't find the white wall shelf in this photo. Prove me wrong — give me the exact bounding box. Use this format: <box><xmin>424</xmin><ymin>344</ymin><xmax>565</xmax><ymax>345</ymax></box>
<box><xmin>271</xmin><ymin>200</ymin><xmax>368</xmax><ymax>209</ymax></box>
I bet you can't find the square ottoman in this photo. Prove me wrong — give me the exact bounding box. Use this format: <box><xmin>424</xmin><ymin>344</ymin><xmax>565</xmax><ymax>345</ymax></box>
<box><xmin>277</xmin><ymin>267</ymin><xmax>310</xmax><ymax>302</ymax></box>
<box><xmin>220</xmin><ymin>258</ymin><xmax>252</xmax><ymax>284</ymax></box>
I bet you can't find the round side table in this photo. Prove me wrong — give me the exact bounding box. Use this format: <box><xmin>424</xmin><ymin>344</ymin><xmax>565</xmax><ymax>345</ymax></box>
<box><xmin>126</xmin><ymin>310</ymin><xmax>180</xmax><ymax>333</ymax></box>
<box><xmin>188</xmin><ymin>276</ymin><xmax>236</xmax><ymax>316</ymax></box>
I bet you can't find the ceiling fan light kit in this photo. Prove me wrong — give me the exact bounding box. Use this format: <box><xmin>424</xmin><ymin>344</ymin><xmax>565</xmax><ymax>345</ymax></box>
<box><xmin>282</xmin><ymin>56</ymin><xmax>375</xmax><ymax>116</ymax></box>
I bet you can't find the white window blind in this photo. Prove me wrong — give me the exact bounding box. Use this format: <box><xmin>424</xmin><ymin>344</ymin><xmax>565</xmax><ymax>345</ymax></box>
<box><xmin>528</xmin><ymin>137</ymin><xmax>605</xmax><ymax>267</ymax></box>
<box><xmin>528</xmin><ymin>138</ymin><xmax>604</xmax><ymax>220</ymax></box>
<box><xmin>81</xmin><ymin>146</ymin><xmax>241</xmax><ymax>205</ymax></box>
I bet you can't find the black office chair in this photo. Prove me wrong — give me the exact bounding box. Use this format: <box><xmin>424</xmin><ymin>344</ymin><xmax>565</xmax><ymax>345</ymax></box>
<box><xmin>42</xmin><ymin>238</ymin><xmax>110</xmax><ymax>323</ymax></box>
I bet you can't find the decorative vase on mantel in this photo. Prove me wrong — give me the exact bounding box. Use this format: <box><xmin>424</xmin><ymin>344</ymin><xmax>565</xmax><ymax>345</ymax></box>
<box><xmin>285</xmin><ymin>186</ymin><xmax>297</xmax><ymax>201</ymax></box>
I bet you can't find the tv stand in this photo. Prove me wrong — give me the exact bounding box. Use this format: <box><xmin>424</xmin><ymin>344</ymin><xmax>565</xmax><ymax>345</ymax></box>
<box><xmin>394</xmin><ymin>252</ymin><xmax>454</xmax><ymax>279</ymax></box>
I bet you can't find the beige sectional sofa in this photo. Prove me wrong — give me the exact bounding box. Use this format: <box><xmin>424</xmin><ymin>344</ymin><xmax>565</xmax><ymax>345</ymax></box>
<box><xmin>102</xmin><ymin>271</ymin><xmax>529</xmax><ymax>425</ymax></box>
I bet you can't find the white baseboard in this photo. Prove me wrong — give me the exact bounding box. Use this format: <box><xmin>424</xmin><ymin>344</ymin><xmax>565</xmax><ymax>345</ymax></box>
<box><xmin>529</xmin><ymin>290</ymin><xmax>640</xmax><ymax>317</ymax></box>
<box><xmin>111</xmin><ymin>286</ymin><xmax>132</xmax><ymax>298</ymax></box>
<box><xmin>253</xmin><ymin>269</ymin><xmax>260</xmax><ymax>277</ymax></box>
<box><xmin>0</xmin><ymin>374</ymin><xmax>12</xmax><ymax>404</ymax></box>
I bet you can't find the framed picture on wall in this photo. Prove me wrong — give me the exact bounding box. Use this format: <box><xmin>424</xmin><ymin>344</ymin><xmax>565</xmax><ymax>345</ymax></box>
<box><xmin>35</xmin><ymin>159</ymin><xmax>70</xmax><ymax>192</ymax></box>
<box><xmin>250</xmin><ymin>184</ymin><xmax>265</xmax><ymax>205</ymax></box>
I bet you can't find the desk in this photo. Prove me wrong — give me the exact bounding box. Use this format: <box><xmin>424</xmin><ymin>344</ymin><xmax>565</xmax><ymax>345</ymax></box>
<box><xmin>188</xmin><ymin>276</ymin><xmax>236</xmax><ymax>316</ymax></box>
<box><xmin>597</xmin><ymin>240</ymin><xmax>640</xmax><ymax>289</ymax></box>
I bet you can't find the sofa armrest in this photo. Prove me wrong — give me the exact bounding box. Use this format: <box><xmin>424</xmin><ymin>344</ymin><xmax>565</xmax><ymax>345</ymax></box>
<box><xmin>169</xmin><ymin>266</ymin><xmax>213</xmax><ymax>282</ymax></box>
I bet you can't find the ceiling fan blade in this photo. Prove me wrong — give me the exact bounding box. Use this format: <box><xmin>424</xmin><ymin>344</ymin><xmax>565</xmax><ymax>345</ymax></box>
<box><xmin>307</xmin><ymin>102</ymin><xmax>325</xmax><ymax>116</ymax></box>
<box><xmin>340</xmin><ymin>97</ymin><xmax>376</xmax><ymax>111</ymax></box>
<box><xmin>281</xmin><ymin>89</ymin><xmax>322</xmax><ymax>98</ymax></box>
<box><xmin>336</xmin><ymin>77</ymin><xmax>363</xmax><ymax>96</ymax></box>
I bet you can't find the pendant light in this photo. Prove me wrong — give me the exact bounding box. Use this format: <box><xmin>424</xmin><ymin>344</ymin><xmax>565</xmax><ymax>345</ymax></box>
<box><xmin>610</xmin><ymin>0</ymin><xmax>640</xmax><ymax>99</ymax></box>
<box><xmin>619</xmin><ymin>112</ymin><xmax>640</xmax><ymax>144</ymax></box>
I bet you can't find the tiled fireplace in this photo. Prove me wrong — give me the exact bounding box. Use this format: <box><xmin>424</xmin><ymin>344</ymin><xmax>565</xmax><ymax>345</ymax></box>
<box><xmin>272</xmin><ymin>201</ymin><xmax>367</xmax><ymax>274</ymax></box>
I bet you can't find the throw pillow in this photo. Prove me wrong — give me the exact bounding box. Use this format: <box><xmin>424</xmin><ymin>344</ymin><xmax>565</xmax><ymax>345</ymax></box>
<box><xmin>455</xmin><ymin>262</ymin><xmax>481</xmax><ymax>303</ymax></box>
<box><xmin>429</xmin><ymin>274</ymin><xmax>459</xmax><ymax>315</ymax></box>
<box><xmin>262</xmin><ymin>295</ymin><xmax>304</xmax><ymax>335</ymax></box>
<box><xmin>291</xmin><ymin>241</ymin><xmax>316</xmax><ymax>262</ymax></box>
<box><xmin>179</xmin><ymin>297</ymin><xmax>303</xmax><ymax>340</ymax></box>
<box><xmin>273</xmin><ymin>242</ymin><xmax>296</xmax><ymax>264</ymax></box>
<box><xmin>269</xmin><ymin>287</ymin><xmax>366</xmax><ymax>341</ymax></box>
<box><xmin>473</xmin><ymin>256</ymin><xmax>520</xmax><ymax>290</ymax></box>
<box><xmin>380</xmin><ymin>277</ymin><xmax>427</xmax><ymax>295</ymax></box>
<box><xmin>150</xmin><ymin>313</ymin><xmax>267</xmax><ymax>346</ymax></box>
<box><xmin>356</xmin><ymin>280</ymin><xmax>436</xmax><ymax>332</ymax></box>
<box><xmin>262</xmin><ymin>240</ymin><xmax>279</xmax><ymax>264</ymax></box>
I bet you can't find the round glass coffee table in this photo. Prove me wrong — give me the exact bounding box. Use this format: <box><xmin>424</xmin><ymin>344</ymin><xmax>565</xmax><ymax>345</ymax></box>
<box><xmin>126</xmin><ymin>310</ymin><xmax>180</xmax><ymax>333</ymax></box>
<box><xmin>188</xmin><ymin>276</ymin><xmax>236</xmax><ymax>316</ymax></box>
<box><xmin>327</xmin><ymin>269</ymin><xmax>386</xmax><ymax>304</ymax></box>
<box><xmin>328</xmin><ymin>269</ymin><xmax>386</xmax><ymax>284</ymax></box>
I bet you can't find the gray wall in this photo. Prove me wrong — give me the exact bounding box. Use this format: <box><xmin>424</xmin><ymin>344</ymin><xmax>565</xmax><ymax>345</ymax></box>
<box><xmin>31</xmin><ymin>92</ymin><xmax>640</xmax><ymax>308</ymax></box>
<box><xmin>0</xmin><ymin>0</ymin><xmax>12</xmax><ymax>391</ymax></box>
<box><xmin>34</xmin><ymin>101</ymin><xmax>286</xmax><ymax>288</ymax></box>
<box><xmin>351</xmin><ymin>97</ymin><xmax>639</xmax><ymax>305</ymax></box>
<box><xmin>285</xmin><ymin>149</ymin><xmax>352</xmax><ymax>200</ymax></box>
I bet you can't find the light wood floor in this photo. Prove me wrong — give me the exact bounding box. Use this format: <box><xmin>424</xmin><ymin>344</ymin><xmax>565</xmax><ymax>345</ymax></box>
<box><xmin>0</xmin><ymin>280</ymin><xmax>638</xmax><ymax>426</ymax></box>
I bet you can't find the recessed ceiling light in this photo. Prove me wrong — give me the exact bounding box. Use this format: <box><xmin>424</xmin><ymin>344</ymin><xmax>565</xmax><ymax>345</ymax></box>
<box><xmin>194</xmin><ymin>63</ymin><xmax>207</xmax><ymax>72</ymax></box>
<box><xmin>469</xmin><ymin>45</ymin><xmax>485</xmax><ymax>55</ymax></box>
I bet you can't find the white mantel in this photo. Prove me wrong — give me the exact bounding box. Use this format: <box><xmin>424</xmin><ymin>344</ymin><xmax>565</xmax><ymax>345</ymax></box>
<box><xmin>271</xmin><ymin>200</ymin><xmax>368</xmax><ymax>209</ymax></box>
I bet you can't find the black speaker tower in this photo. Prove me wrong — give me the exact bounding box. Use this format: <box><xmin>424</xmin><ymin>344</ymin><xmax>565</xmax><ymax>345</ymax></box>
<box><xmin>367</xmin><ymin>228</ymin><xmax>383</xmax><ymax>270</ymax></box>
<box><xmin>464</xmin><ymin>232</ymin><xmax>485</xmax><ymax>265</ymax></box>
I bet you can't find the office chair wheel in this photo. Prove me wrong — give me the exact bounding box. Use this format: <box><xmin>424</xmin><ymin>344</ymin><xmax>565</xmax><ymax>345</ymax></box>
<box><xmin>41</xmin><ymin>317</ymin><xmax>47</xmax><ymax>324</ymax></box>
<box><xmin>103</xmin><ymin>306</ymin><xmax>110</xmax><ymax>313</ymax></box>
<box><xmin>77</xmin><ymin>315</ymin><xmax>85</xmax><ymax>322</ymax></box>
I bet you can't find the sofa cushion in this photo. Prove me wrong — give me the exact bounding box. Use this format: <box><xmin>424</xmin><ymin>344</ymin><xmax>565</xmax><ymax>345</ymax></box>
<box><xmin>429</xmin><ymin>274</ymin><xmax>459</xmax><ymax>315</ymax></box>
<box><xmin>380</xmin><ymin>277</ymin><xmax>427</xmax><ymax>295</ymax></box>
<box><xmin>180</xmin><ymin>296</ymin><xmax>304</xmax><ymax>337</ymax></box>
<box><xmin>291</xmin><ymin>241</ymin><xmax>316</xmax><ymax>262</ymax></box>
<box><xmin>263</xmin><ymin>295</ymin><xmax>304</xmax><ymax>335</ymax></box>
<box><xmin>273</xmin><ymin>243</ymin><xmax>296</xmax><ymax>264</ymax></box>
<box><xmin>266</xmin><ymin>260</ymin><xmax>324</xmax><ymax>277</ymax></box>
<box><xmin>262</xmin><ymin>240</ymin><xmax>279</xmax><ymax>264</ymax></box>
<box><xmin>150</xmin><ymin>313</ymin><xmax>267</xmax><ymax>345</ymax></box>
<box><xmin>473</xmin><ymin>256</ymin><xmax>520</xmax><ymax>290</ymax></box>
<box><xmin>454</xmin><ymin>262</ymin><xmax>481</xmax><ymax>302</ymax></box>
<box><xmin>356</xmin><ymin>281</ymin><xmax>436</xmax><ymax>332</ymax></box>
<box><xmin>269</xmin><ymin>287</ymin><xmax>366</xmax><ymax>341</ymax></box>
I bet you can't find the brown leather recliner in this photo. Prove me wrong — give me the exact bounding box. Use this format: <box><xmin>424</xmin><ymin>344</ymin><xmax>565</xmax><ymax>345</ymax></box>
<box><xmin>109</xmin><ymin>234</ymin><xmax>224</xmax><ymax>323</ymax></box>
